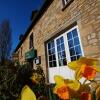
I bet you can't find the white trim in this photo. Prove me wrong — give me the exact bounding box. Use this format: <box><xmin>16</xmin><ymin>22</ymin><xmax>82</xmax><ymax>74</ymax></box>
<box><xmin>46</xmin><ymin>25</ymin><xmax>84</xmax><ymax>83</ymax></box>
<box><xmin>64</xmin><ymin>25</ymin><xmax>84</xmax><ymax>58</ymax></box>
<box><xmin>63</xmin><ymin>0</ymin><xmax>71</xmax><ymax>5</ymax></box>
<box><xmin>63</xmin><ymin>32</ymin><xmax>71</xmax><ymax>63</ymax></box>
<box><xmin>54</xmin><ymin>39</ymin><xmax>59</xmax><ymax>68</ymax></box>
<box><xmin>64</xmin><ymin>0</ymin><xmax>67</xmax><ymax>5</ymax></box>
<box><xmin>76</xmin><ymin>26</ymin><xmax>84</xmax><ymax>56</ymax></box>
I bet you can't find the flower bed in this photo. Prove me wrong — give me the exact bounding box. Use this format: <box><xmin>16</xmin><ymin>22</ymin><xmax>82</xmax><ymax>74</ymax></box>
<box><xmin>53</xmin><ymin>57</ymin><xmax>100</xmax><ymax>100</ymax></box>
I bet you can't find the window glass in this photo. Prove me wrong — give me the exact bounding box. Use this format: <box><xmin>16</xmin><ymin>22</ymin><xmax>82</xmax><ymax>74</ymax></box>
<box><xmin>47</xmin><ymin>40</ymin><xmax>57</xmax><ymax>67</ymax></box>
<box><xmin>69</xmin><ymin>48</ymin><xmax>75</xmax><ymax>56</ymax></box>
<box><xmin>68</xmin><ymin>39</ymin><xmax>74</xmax><ymax>48</ymax></box>
<box><xmin>29</xmin><ymin>33</ymin><xmax>33</xmax><ymax>49</ymax></box>
<box><xmin>67</xmin><ymin>32</ymin><xmax>72</xmax><ymax>40</ymax></box>
<box><xmin>59</xmin><ymin>58</ymin><xmax>67</xmax><ymax>66</ymax></box>
<box><xmin>56</xmin><ymin>39</ymin><xmax>60</xmax><ymax>45</ymax></box>
<box><xmin>60</xmin><ymin>36</ymin><xmax>64</xmax><ymax>43</ymax></box>
<box><xmin>71</xmin><ymin>56</ymin><xmax>77</xmax><ymax>61</ymax></box>
<box><xmin>48</xmin><ymin>43</ymin><xmax>51</xmax><ymax>50</ymax></box>
<box><xmin>49</xmin><ymin>55</ymin><xmax>52</xmax><ymax>61</ymax></box>
<box><xmin>74</xmin><ymin>37</ymin><xmax>79</xmax><ymax>46</ymax></box>
<box><xmin>47</xmin><ymin>27</ymin><xmax>83</xmax><ymax>68</ymax></box>
<box><xmin>63</xmin><ymin>0</ymin><xmax>74</xmax><ymax>7</ymax></box>
<box><xmin>72</xmin><ymin>29</ymin><xmax>78</xmax><ymax>37</ymax></box>
<box><xmin>75</xmin><ymin>45</ymin><xmax>81</xmax><ymax>55</ymax></box>
<box><xmin>57</xmin><ymin>45</ymin><xmax>61</xmax><ymax>52</ymax></box>
<box><xmin>56</xmin><ymin>36</ymin><xmax>67</xmax><ymax>66</ymax></box>
<box><xmin>61</xmin><ymin>44</ymin><xmax>65</xmax><ymax>50</ymax></box>
<box><xmin>67</xmin><ymin>28</ymin><xmax>82</xmax><ymax>61</ymax></box>
<box><xmin>77</xmin><ymin>55</ymin><xmax>82</xmax><ymax>60</ymax></box>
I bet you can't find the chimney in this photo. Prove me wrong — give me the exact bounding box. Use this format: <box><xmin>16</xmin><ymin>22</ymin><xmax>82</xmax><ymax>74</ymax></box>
<box><xmin>30</xmin><ymin>10</ymin><xmax>38</xmax><ymax>21</ymax></box>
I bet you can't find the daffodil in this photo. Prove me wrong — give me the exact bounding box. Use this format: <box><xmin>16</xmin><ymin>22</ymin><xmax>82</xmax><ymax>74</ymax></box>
<box><xmin>96</xmin><ymin>86</ymin><xmax>100</xmax><ymax>100</ymax></box>
<box><xmin>53</xmin><ymin>75</ymin><xmax>80</xmax><ymax>99</ymax></box>
<box><xmin>80</xmin><ymin>92</ymin><xmax>91</xmax><ymax>100</ymax></box>
<box><xmin>30</xmin><ymin>73</ymin><xmax>42</xmax><ymax>83</ymax></box>
<box><xmin>64</xmin><ymin>79</ymin><xmax>80</xmax><ymax>91</ymax></box>
<box><xmin>68</xmin><ymin>57</ymin><xmax>100</xmax><ymax>80</ymax></box>
<box><xmin>53</xmin><ymin>75</ymin><xmax>69</xmax><ymax>100</ymax></box>
<box><xmin>21</xmin><ymin>85</ymin><xmax>36</xmax><ymax>100</ymax></box>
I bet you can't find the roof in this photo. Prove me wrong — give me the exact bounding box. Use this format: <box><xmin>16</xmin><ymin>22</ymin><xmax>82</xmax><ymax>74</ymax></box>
<box><xmin>14</xmin><ymin>0</ymin><xmax>53</xmax><ymax>53</ymax></box>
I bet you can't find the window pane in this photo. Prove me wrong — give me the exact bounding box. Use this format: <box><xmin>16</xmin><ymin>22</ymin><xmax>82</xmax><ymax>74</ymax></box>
<box><xmin>51</xmin><ymin>48</ymin><xmax>55</xmax><ymax>54</ymax></box>
<box><xmin>67</xmin><ymin>32</ymin><xmax>72</xmax><ymax>40</ymax></box>
<box><xmin>48</xmin><ymin>43</ymin><xmax>51</xmax><ymax>50</ymax></box>
<box><xmin>49</xmin><ymin>62</ymin><xmax>52</xmax><ymax>67</ymax></box>
<box><xmin>52</xmin><ymin>54</ymin><xmax>56</xmax><ymax>60</ymax></box>
<box><xmin>52</xmin><ymin>61</ymin><xmax>57</xmax><ymax>67</ymax></box>
<box><xmin>62</xmin><ymin>58</ymin><xmax>67</xmax><ymax>65</ymax></box>
<box><xmin>56</xmin><ymin>39</ymin><xmax>60</xmax><ymax>45</ymax></box>
<box><xmin>67</xmin><ymin>28</ymin><xmax>82</xmax><ymax>62</ymax></box>
<box><xmin>58</xmin><ymin>52</ymin><xmax>62</xmax><ymax>59</ymax></box>
<box><xmin>49</xmin><ymin>55</ymin><xmax>52</xmax><ymax>61</ymax></box>
<box><xmin>47</xmin><ymin>40</ymin><xmax>57</xmax><ymax>67</ymax></box>
<box><xmin>57</xmin><ymin>45</ymin><xmax>61</xmax><ymax>52</ymax></box>
<box><xmin>29</xmin><ymin>33</ymin><xmax>33</xmax><ymax>49</ymax></box>
<box><xmin>69</xmin><ymin>47</ymin><xmax>75</xmax><ymax>56</ymax></box>
<box><xmin>59</xmin><ymin>59</ymin><xmax>67</xmax><ymax>66</ymax></box>
<box><xmin>74</xmin><ymin>37</ymin><xmax>80</xmax><ymax>46</ymax></box>
<box><xmin>59</xmin><ymin>59</ymin><xmax>63</xmax><ymax>66</ymax></box>
<box><xmin>75</xmin><ymin>46</ymin><xmax>82</xmax><ymax>55</ymax></box>
<box><xmin>51</xmin><ymin>41</ymin><xmax>54</xmax><ymax>48</ymax></box>
<box><xmin>71</xmin><ymin>56</ymin><xmax>77</xmax><ymax>61</ymax></box>
<box><xmin>61</xmin><ymin>51</ymin><xmax>66</xmax><ymax>59</ymax></box>
<box><xmin>77</xmin><ymin>55</ymin><xmax>82</xmax><ymax>60</ymax></box>
<box><xmin>60</xmin><ymin>36</ymin><xmax>64</xmax><ymax>43</ymax></box>
<box><xmin>61</xmin><ymin>44</ymin><xmax>65</xmax><ymax>50</ymax></box>
<box><xmin>72</xmin><ymin>29</ymin><xmax>78</xmax><ymax>37</ymax></box>
<box><xmin>56</xmin><ymin>36</ymin><xmax>67</xmax><ymax>66</ymax></box>
<box><xmin>48</xmin><ymin>50</ymin><xmax>51</xmax><ymax>55</ymax></box>
<box><xmin>68</xmin><ymin>39</ymin><xmax>74</xmax><ymax>48</ymax></box>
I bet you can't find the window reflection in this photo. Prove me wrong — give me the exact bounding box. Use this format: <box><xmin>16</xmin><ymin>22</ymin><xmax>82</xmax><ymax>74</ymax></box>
<box><xmin>56</xmin><ymin>36</ymin><xmax>67</xmax><ymax>66</ymax></box>
<box><xmin>48</xmin><ymin>40</ymin><xmax>57</xmax><ymax>67</ymax></box>
<box><xmin>67</xmin><ymin>28</ymin><xmax>82</xmax><ymax>61</ymax></box>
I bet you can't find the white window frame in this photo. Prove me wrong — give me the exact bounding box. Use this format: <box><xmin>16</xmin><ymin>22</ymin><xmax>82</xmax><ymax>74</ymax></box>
<box><xmin>55</xmin><ymin>34</ymin><xmax>68</xmax><ymax>66</ymax></box>
<box><xmin>65</xmin><ymin>25</ymin><xmax>84</xmax><ymax>62</ymax></box>
<box><xmin>63</xmin><ymin>0</ymin><xmax>73</xmax><ymax>5</ymax></box>
<box><xmin>47</xmin><ymin>25</ymin><xmax>84</xmax><ymax>68</ymax></box>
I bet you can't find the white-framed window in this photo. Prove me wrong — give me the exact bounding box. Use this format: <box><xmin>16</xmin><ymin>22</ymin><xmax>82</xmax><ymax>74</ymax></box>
<box><xmin>47</xmin><ymin>26</ymin><xmax>84</xmax><ymax>68</ymax></box>
<box><xmin>62</xmin><ymin>0</ymin><xmax>74</xmax><ymax>7</ymax></box>
<box><xmin>47</xmin><ymin>40</ymin><xmax>57</xmax><ymax>67</ymax></box>
<box><xmin>29</xmin><ymin>33</ymin><xmax>33</xmax><ymax>49</ymax></box>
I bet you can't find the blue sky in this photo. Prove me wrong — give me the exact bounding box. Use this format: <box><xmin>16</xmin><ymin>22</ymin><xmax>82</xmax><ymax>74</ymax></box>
<box><xmin>0</xmin><ymin>0</ymin><xmax>44</xmax><ymax>52</ymax></box>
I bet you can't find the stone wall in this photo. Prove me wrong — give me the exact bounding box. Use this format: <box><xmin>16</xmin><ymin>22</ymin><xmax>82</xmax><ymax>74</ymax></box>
<box><xmin>18</xmin><ymin>0</ymin><xmax>100</xmax><ymax>80</ymax></box>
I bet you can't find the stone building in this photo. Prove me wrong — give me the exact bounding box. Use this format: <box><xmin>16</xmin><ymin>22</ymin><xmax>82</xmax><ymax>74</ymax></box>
<box><xmin>14</xmin><ymin>0</ymin><xmax>100</xmax><ymax>83</ymax></box>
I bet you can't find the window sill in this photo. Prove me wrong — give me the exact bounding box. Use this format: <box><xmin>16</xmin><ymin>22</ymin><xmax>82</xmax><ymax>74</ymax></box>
<box><xmin>62</xmin><ymin>0</ymin><xmax>74</xmax><ymax>11</ymax></box>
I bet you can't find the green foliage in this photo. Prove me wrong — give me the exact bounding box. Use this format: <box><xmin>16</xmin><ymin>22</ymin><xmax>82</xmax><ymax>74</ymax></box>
<box><xmin>0</xmin><ymin>65</ymin><xmax>19</xmax><ymax>99</ymax></box>
<box><xmin>0</xmin><ymin>63</ymin><xmax>47</xmax><ymax>100</ymax></box>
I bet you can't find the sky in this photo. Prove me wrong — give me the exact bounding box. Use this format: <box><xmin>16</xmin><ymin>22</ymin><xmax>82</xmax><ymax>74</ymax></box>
<box><xmin>0</xmin><ymin>0</ymin><xmax>44</xmax><ymax>52</ymax></box>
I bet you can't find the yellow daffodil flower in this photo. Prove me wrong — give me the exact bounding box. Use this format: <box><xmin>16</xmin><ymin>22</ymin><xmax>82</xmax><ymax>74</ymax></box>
<box><xmin>64</xmin><ymin>79</ymin><xmax>80</xmax><ymax>91</ymax></box>
<box><xmin>53</xmin><ymin>75</ymin><xmax>69</xmax><ymax>100</ymax></box>
<box><xmin>96</xmin><ymin>86</ymin><xmax>100</xmax><ymax>100</ymax></box>
<box><xmin>21</xmin><ymin>85</ymin><xmax>36</xmax><ymax>100</ymax></box>
<box><xmin>68</xmin><ymin>57</ymin><xmax>100</xmax><ymax>80</ymax></box>
<box><xmin>53</xmin><ymin>75</ymin><xmax>80</xmax><ymax>99</ymax></box>
<box><xmin>30</xmin><ymin>73</ymin><xmax>42</xmax><ymax>83</ymax></box>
